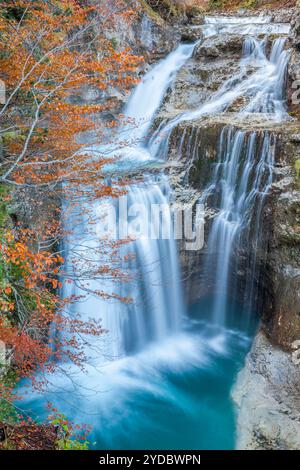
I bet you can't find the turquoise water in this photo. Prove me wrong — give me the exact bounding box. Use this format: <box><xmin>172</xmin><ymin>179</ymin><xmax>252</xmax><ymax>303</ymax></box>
<box><xmin>18</xmin><ymin>298</ymin><xmax>256</xmax><ymax>450</ymax></box>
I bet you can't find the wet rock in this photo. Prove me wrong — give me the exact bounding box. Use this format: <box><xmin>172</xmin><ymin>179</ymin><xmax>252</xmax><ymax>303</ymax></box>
<box><xmin>264</xmin><ymin>6</ymin><xmax>297</xmax><ymax>24</ymax></box>
<box><xmin>289</xmin><ymin>51</ymin><xmax>300</xmax><ymax>91</ymax></box>
<box><xmin>232</xmin><ymin>331</ymin><xmax>300</xmax><ymax>450</ymax></box>
<box><xmin>180</xmin><ymin>25</ymin><xmax>203</xmax><ymax>42</ymax></box>
<box><xmin>158</xmin><ymin>52</ymin><xmax>240</xmax><ymax>116</ymax></box>
<box><xmin>262</xmin><ymin>186</ymin><xmax>300</xmax><ymax>350</ymax></box>
<box><xmin>291</xmin><ymin>12</ymin><xmax>300</xmax><ymax>51</ymax></box>
<box><xmin>195</xmin><ymin>34</ymin><xmax>243</xmax><ymax>59</ymax></box>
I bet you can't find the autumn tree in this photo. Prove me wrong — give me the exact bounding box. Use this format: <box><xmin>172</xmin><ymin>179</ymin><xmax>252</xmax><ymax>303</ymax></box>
<box><xmin>0</xmin><ymin>0</ymin><xmax>142</xmax><ymax>187</ymax></box>
<box><xmin>0</xmin><ymin>0</ymin><xmax>142</xmax><ymax>447</ymax></box>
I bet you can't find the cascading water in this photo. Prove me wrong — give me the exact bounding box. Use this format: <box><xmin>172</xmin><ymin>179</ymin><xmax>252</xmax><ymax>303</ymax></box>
<box><xmin>59</xmin><ymin>43</ymin><xmax>196</xmax><ymax>362</ymax></box>
<box><xmin>201</xmin><ymin>15</ymin><xmax>290</xmax><ymax>36</ymax></box>
<box><xmin>149</xmin><ymin>34</ymin><xmax>289</xmax><ymax>331</ymax></box>
<box><xmin>204</xmin><ymin>129</ymin><xmax>277</xmax><ymax>326</ymax></box>
<box><xmin>121</xmin><ymin>178</ymin><xmax>185</xmax><ymax>353</ymax></box>
<box><xmin>19</xmin><ymin>15</ymin><xmax>291</xmax><ymax>450</ymax></box>
<box><xmin>104</xmin><ymin>44</ymin><xmax>198</xmax><ymax>353</ymax></box>
<box><xmin>200</xmin><ymin>38</ymin><xmax>288</xmax><ymax>328</ymax></box>
<box><xmin>150</xmin><ymin>36</ymin><xmax>289</xmax><ymax>159</ymax></box>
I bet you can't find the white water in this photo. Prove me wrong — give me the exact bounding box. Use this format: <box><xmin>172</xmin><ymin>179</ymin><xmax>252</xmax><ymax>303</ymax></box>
<box><xmin>205</xmin><ymin>130</ymin><xmax>276</xmax><ymax>325</ymax></box>
<box><xmin>123</xmin><ymin>43</ymin><xmax>196</xmax><ymax>145</ymax></box>
<box><xmin>89</xmin><ymin>43</ymin><xmax>197</xmax><ymax>168</ymax></box>
<box><xmin>149</xmin><ymin>35</ymin><xmax>289</xmax><ymax>159</ymax></box>
<box><xmin>201</xmin><ymin>15</ymin><xmax>290</xmax><ymax>37</ymax></box>
<box><xmin>205</xmin><ymin>16</ymin><xmax>272</xmax><ymax>24</ymax></box>
<box><xmin>199</xmin><ymin>37</ymin><xmax>287</xmax><ymax>326</ymax></box>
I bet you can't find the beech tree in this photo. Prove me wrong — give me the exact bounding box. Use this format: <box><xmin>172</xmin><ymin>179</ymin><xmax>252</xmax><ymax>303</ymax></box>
<box><xmin>0</xmin><ymin>0</ymin><xmax>142</xmax><ymax>446</ymax></box>
<box><xmin>0</xmin><ymin>0</ymin><xmax>142</xmax><ymax>188</ymax></box>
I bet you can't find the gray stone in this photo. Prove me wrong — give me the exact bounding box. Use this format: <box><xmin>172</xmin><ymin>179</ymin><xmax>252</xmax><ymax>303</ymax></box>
<box><xmin>232</xmin><ymin>332</ymin><xmax>300</xmax><ymax>450</ymax></box>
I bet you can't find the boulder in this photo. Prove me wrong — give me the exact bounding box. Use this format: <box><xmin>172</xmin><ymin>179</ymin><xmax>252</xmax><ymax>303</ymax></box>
<box><xmin>232</xmin><ymin>331</ymin><xmax>300</xmax><ymax>450</ymax></box>
<box><xmin>194</xmin><ymin>34</ymin><xmax>244</xmax><ymax>59</ymax></box>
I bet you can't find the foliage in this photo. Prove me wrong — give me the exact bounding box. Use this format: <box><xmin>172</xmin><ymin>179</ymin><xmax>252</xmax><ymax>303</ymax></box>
<box><xmin>0</xmin><ymin>391</ymin><xmax>91</xmax><ymax>450</ymax></box>
<box><xmin>241</xmin><ymin>0</ymin><xmax>257</xmax><ymax>9</ymax></box>
<box><xmin>0</xmin><ymin>0</ymin><xmax>140</xmax><ymax>449</ymax></box>
<box><xmin>208</xmin><ymin>0</ymin><xmax>224</xmax><ymax>9</ymax></box>
<box><xmin>0</xmin><ymin>368</ymin><xmax>19</xmax><ymax>425</ymax></box>
<box><xmin>0</xmin><ymin>0</ymin><xmax>142</xmax><ymax>189</ymax></box>
<box><xmin>50</xmin><ymin>412</ymin><xmax>91</xmax><ymax>450</ymax></box>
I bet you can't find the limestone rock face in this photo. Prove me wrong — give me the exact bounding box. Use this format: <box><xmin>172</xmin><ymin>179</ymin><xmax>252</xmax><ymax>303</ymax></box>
<box><xmin>259</xmin><ymin>14</ymin><xmax>300</xmax><ymax>352</ymax></box>
<box><xmin>157</xmin><ymin>38</ymin><xmax>241</xmax><ymax>116</ymax></box>
<box><xmin>232</xmin><ymin>331</ymin><xmax>300</xmax><ymax>450</ymax></box>
<box><xmin>261</xmin><ymin>154</ymin><xmax>300</xmax><ymax>350</ymax></box>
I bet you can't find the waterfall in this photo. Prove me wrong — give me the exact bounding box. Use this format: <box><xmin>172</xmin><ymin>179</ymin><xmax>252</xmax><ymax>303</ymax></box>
<box><xmin>150</xmin><ymin>36</ymin><xmax>289</xmax><ymax>160</ymax></box>
<box><xmin>19</xmin><ymin>15</ymin><xmax>291</xmax><ymax>449</ymax></box>
<box><xmin>37</xmin><ymin>15</ymin><xmax>290</xmax><ymax>371</ymax></box>
<box><xmin>201</xmin><ymin>38</ymin><xmax>287</xmax><ymax>327</ymax></box>
<box><xmin>204</xmin><ymin>129</ymin><xmax>276</xmax><ymax>326</ymax></box>
<box><xmin>62</xmin><ymin>28</ymin><xmax>289</xmax><ymax>359</ymax></box>
<box><xmin>58</xmin><ymin>23</ymin><xmax>289</xmax><ymax>369</ymax></box>
<box><xmin>152</xmin><ymin>23</ymin><xmax>288</xmax><ymax>329</ymax></box>
<box><xmin>122</xmin><ymin>178</ymin><xmax>185</xmax><ymax>353</ymax></box>
<box><xmin>60</xmin><ymin>42</ymin><xmax>197</xmax><ymax>362</ymax></box>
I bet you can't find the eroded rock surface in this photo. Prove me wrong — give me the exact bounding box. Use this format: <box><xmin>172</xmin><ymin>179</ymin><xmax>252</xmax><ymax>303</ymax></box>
<box><xmin>232</xmin><ymin>331</ymin><xmax>300</xmax><ymax>450</ymax></box>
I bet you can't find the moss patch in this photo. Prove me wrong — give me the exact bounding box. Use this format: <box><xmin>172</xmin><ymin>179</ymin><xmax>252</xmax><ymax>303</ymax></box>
<box><xmin>141</xmin><ymin>0</ymin><xmax>185</xmax><ymax>22</ymax></box>
<box><xmin>295</xmin><ymin>158</ymin><xmax>300</xmax><ymax>182</ymax></box>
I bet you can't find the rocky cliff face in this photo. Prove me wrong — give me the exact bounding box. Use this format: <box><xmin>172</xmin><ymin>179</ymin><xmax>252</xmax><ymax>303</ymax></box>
<box><xmin>232</xmin><ymin>13</ymin><xmax>300</xmax><ymax>449</ymax></box>
<box><xmin>259</xmin><ymin>11</ymin><xmax>300</xmax><ymax>352</ymax></box>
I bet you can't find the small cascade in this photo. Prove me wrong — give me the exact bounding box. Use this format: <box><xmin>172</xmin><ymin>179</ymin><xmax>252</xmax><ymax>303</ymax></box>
<box><xmin>150</xmin><ymin>37</ymin><xmax>289</xmax><ymax>160</ymax></box>
<box><xmin>202</xmin><ymin>15</ymin><xmax>290</xmax><ymax>36</ymax></box>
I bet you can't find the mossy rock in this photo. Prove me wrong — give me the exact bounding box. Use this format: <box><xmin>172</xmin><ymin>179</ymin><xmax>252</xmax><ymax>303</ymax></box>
<box><xmin>295</xmin><ymin>158</ymin><xmax>300</xmax><ymax>179</ymax></box>
<box><xmin>138</xmin><ymin>0</ymin><xmax>165</xmax><ymax>25</ymax></box>
<box><xmin>141</xmin><ymin>0</ymin><xmax>185</xmax><ymax>22</ymax></box>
